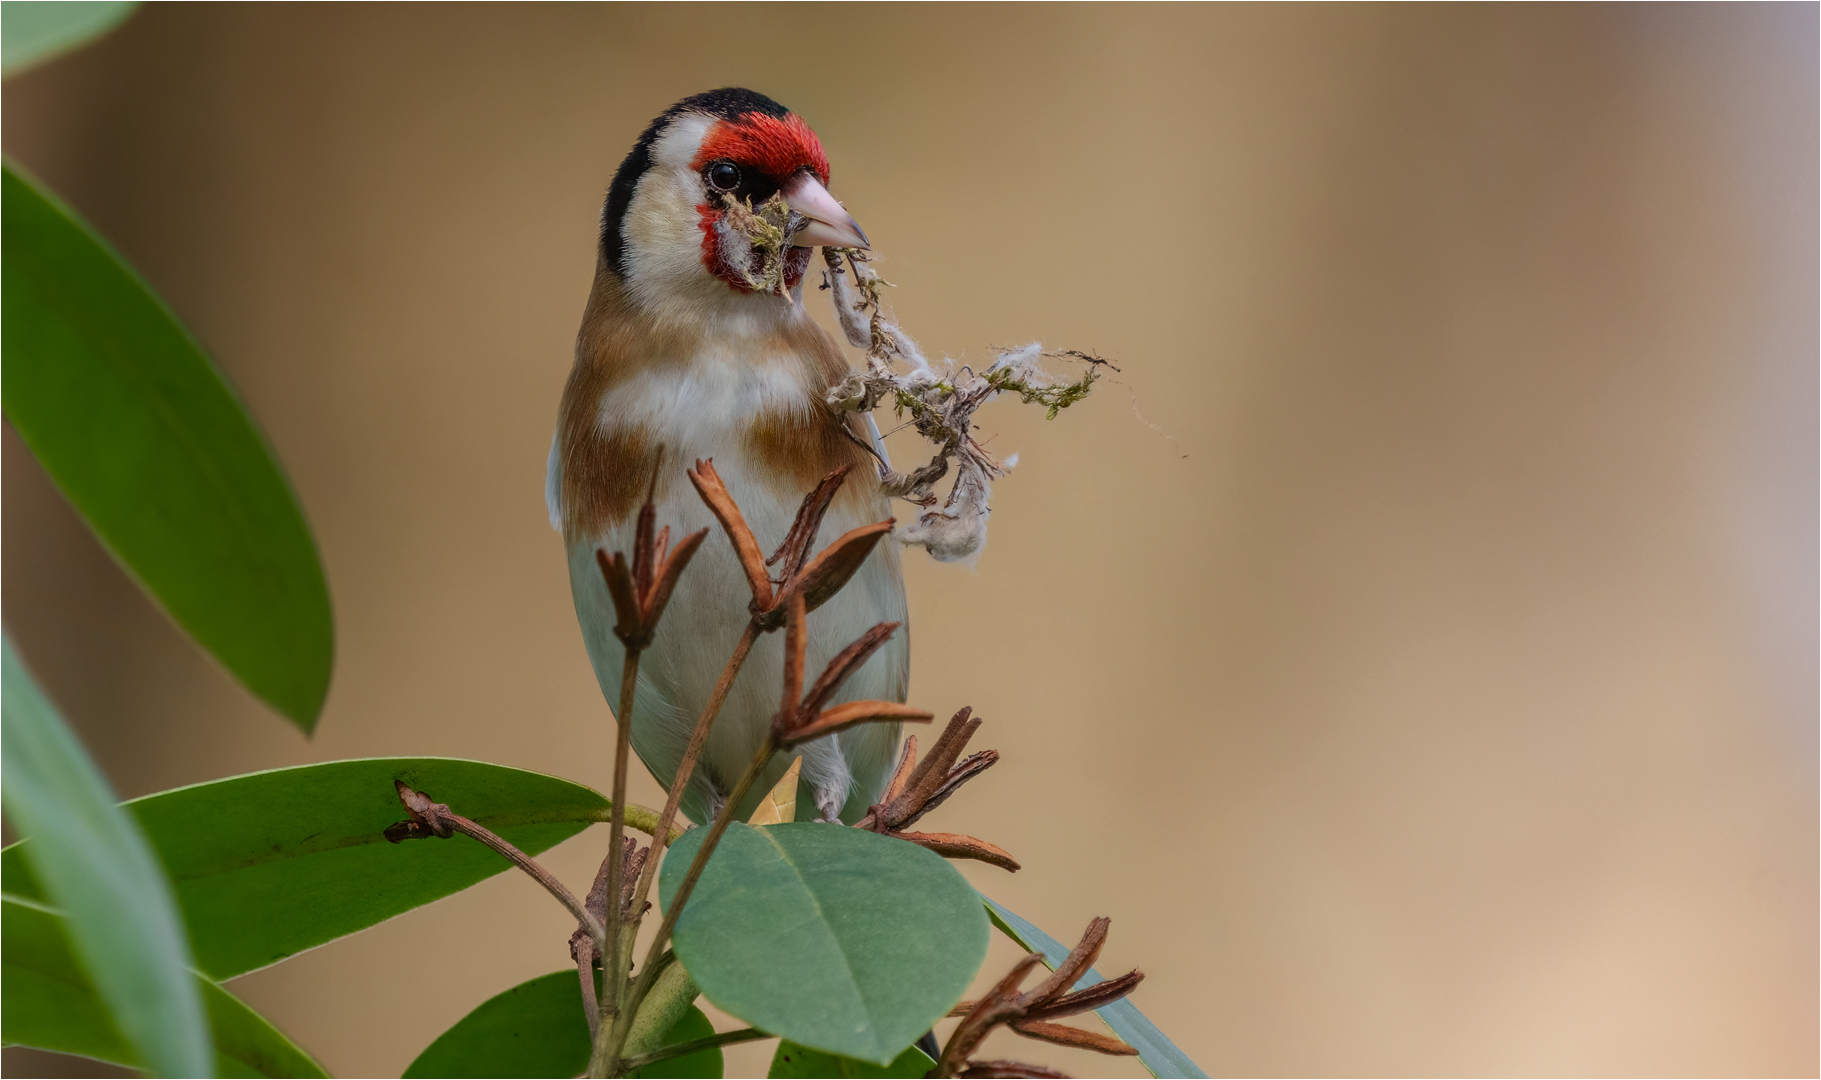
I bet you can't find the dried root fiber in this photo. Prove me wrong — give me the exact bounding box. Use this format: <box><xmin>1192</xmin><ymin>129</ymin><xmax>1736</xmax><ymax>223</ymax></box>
<box><xmin>819</xmin><ymin>247</ymin><xmax>1106</xmax><ymax>565</ymax></box>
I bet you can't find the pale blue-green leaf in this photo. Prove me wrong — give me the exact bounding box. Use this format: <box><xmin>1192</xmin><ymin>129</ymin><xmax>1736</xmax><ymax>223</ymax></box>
<box><xmin>1</xmin><ymin>1</ymin><xmax>136</xmax><ymax>75</ymax></box>
<box><xmin>1</xmin><ymin>639</ymin><xmax>212</xmax><ymax>1077</ymax></box>
<box><xmin>982</xmin><ymin>894</ymin><xmax>1207</xmax><ymax>1079</ymax></box>
<box><xmin>662</xmin><ymin>823</ymin><xmax>988</xmax><ymax>1065</ymax></box>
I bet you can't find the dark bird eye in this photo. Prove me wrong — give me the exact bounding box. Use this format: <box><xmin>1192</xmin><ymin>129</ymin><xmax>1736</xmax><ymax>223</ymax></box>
<box><xmin>706</xmin><ymin>161</ymin><xmax>740</xmax><ymax>192</ymax></box>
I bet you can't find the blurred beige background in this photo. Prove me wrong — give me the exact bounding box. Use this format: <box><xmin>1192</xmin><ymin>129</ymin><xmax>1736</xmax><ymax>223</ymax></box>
<box><xmin>3</xmin><ymin>3</ymin><xmax>1814</xmax><ymax>1077</ymax></box>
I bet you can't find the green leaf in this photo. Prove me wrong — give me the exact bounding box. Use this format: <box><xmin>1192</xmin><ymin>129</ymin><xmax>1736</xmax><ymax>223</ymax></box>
<box><xmin>402</xmin><ymin>970</ymin><xmax>721</xmax><ymax>1079</ymax></box>
<box><xmin>660</xmin><ymin>822</ymin><xmax>988</xmax><ymax>1066</ymax></box>
<box><xmin>1</xmin><ymin>1</ymin><xmax>137</xmax><ymax>75</ymax></box>
<box><xmin>2</xmin><ymin>164</ymin><xmax>333</xmax><ymax>730</ymax></box>
<box><xmin>402</xmin><ymin>970</ymin><xmax>584</xmax><ymax>1079</ymax></box>
<box><xmin>628</xmin><ymin>1003</ymin><xmax>722</xmax><ymax>1080</ymax></box>
<box><xmin>624</xmin><ymin>957</ymin><xmax>707</xmax><ymax>1072</ymax></box>
<box><xmin>768</xmin><ymin>1041</ymin><xmax>934</xmax><ymax>1078</ymax></box>
<box><xmin>1</xmin><ymin>757</ymin><xmax>612</xmax><ymax>979</ymax></box>
<box><xmin>982</xmin><ymin>895</ymin><xmax>1207</xmax><ymax>1080</ymax></box>
<box><xmin>1</xmin><ymin>639</ymin><xmax>212</xmax><ymax>1077</ymax></box>
<box><xmin>3</xmin><ymin>899</ymin><xmax>326</xmax><ymax>1077</ymax></box>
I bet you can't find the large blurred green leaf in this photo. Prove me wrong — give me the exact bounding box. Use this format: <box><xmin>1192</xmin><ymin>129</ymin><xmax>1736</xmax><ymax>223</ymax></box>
<box><xmin>1</xmin><ymin>757</ymin><xmax>613</xmax><ymax>979</ymax></box>
<box><xmin>0</xmin><ymin>1</ymin><xmax>137</xmax><ymax>75</ymax></box>
<box><xmin>1</xmin><ymin>639</ymin><xmax>211</xmax><ymax>1077</ymax></box>
<box><xmin>3</xmin><ymin>900</ymin><xmax>326</xmax><ymax>1077</ymax></box>
<box><xmin>982</xmin><ymin>895</ymin><xmax>1207</xmax><ymax>1079</ymax></box>
<box><xmin>660</xmin><ymin>822</ymin><xmax>988</xmax><ymax>1066</ymax></box>
<box><xmin>768</xmin><ymin>1041</ymin><xmax>934</xmax><ymax>1078</ymax></box>
<box><xmin>1</xmin><ymin>164</ymin><xmax>333</xmax><ymax>730</ymax></box>
<box><xmin>403</xmin><ymin>970</ymin><xmax>722</xmax><ymax>1079</ymax></box>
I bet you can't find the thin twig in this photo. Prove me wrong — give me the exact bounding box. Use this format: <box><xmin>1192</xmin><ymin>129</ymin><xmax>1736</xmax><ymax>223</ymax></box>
<box><xmin>606</xmin><ymin>736</ymin><xmax>777</xmax><ymax>1072</ymax></box>
<box><xmin>575</xmin><ymin>804</ymin><xmax>679</xmax><ymax>840</ymax></box>
<box><xmin>957</xmin><ymin>1062</ymin><xmax>1070</xmax><ymax>1079</ymax></box>
<box><xmin>386</xmin><ymin>782</ymin><xmax>604</xmax><ymax>950</ymax></box>
<box><xmin>599</xmin><ymin>619</ymin><xmax>760</xmax><ymax>1075</ymax></box>
<box><xmin>625</xmin><ymin>619</ymin><xmax>758</xmax><ymax>937</ymax></box>
<box><xmin>571</xmin><ymin>848</ymin><xmax>621</xmax><ymax>1041</ymax></box>
<box><xmin>600</xmin><ymin>649</ymin><xmax>642</xmax><ymax>1038</ymax></box>
<box><xmin>587</xmin><ymin>454</ymin><xmax>711</xmax><ymax>1079</ymax></box>
<box><xmin>577</xmin><ymin>950</ymin><xmax>600</xmax><ymax>1040</ymax></box>
<box><xmin>617</xmin><ymin>1026</ymin><xmax>771</xmax><ymax>1070</ymax></box>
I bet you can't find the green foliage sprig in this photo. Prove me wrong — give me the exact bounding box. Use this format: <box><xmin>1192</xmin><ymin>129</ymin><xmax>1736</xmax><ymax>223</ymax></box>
<box><xmin>983</xmin><ymin>352</ymin><xmax>1107</xmax><ymax>420</ymax></box>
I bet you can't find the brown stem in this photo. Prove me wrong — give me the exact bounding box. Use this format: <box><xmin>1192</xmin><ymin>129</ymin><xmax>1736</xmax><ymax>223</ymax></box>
<box><xmin>605</xmin><ymin>736</ymin><xmax>778</xmax><ymax>1074</ymax></box>
<box><xmin>600</xmin><ymin>649</ymin><xmax>642</xmax><ymax>1038</ymax></box>
<box><xmin>618</xmin><ymin>1027</ymin><xmax>770</xmax><ymax>1070</ymax></box>
<box><xmin>625</xmin><ymin>620</ymin><xmax>758</xmax><ymax>938</ymax></box>
<box><xmin>577</xmin><ymin>949</ymin><xmax>601</xmax><ymax>1039</ymax></box>
<box><xmin>440</xmin><ymin>809</ymin><xmax>603</xmax><ymax>948</ymax></box>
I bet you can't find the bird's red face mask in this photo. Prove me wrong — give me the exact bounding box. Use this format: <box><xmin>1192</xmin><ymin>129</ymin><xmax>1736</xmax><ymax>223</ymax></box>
<box><xmin>691</xmin><ymin>112</ymin><xmax>867</xmax><ymax>293</ymax></box>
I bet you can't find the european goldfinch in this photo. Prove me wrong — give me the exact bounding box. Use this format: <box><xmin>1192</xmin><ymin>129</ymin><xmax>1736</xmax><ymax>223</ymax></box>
<box><xmin>548</xmin><ymin>88</ymin><xmax>905</xmax><ymax>825</ymax></box>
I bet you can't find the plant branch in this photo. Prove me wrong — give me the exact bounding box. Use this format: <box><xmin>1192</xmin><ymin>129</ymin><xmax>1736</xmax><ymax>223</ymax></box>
<box><xmin>625</xmin><ymin>619</ymin><xmax>759</xmax><ymax>942</ymax></box>
<box><xmin>955</xmin><ymin>1062</ymin><xmax>1069</xmax><ymax>1078</ymax></box>
<box><xmin>385</xmin><ymin>782</ymin><xmax>603</xmax><ymax>950</ymax></box>
<box><xmin>606</xmin><ymin>736</ymin><xmax>778</xmax><ymax>1073</ymax></box>
<box><xmin>584</xmin><ymin>458</ymin><xmax>710</xmax><ymax>1078</ymax></box>
<box><xmin>617</xmin><ymin>1026</ymin><xmax>771</xmax><ymax>1070</ymax></box>
<box><xmin>600</xmin><ymin>648</ymin><xmax>642</xmax><ymax>1036</ymax></box>
<box><xmin>853</xmin><ymin>707</ymin><xmax>1016</xmax><ymax>869</ymax></box>
<box><xmin>578</xmin><ymin>803</ymin><xmax>678</xmax><ymax>841</ymax></box>
<box><xmin>576</xmin><ymin>948</ymin><xmax>601</xmax><ymax>1039</ymax></box>
<box><xmin>934</xmin><ymin>918</ymin><xmax>1142</xmax><ymax>1076</ymax></box>
<box><xmin>593</xmin><ymin>460</ymin><xmax>928</xmax><ymax>1074</ymax></box>
<box><xmin>570</xmin><ymin>844</ymin><xmax>627</xmax><ymax>1042</ymax></box>
<box><xmin>386</xmin><ymin>796</ymin><xmax>672</xmax><ymax>842</ymax></box>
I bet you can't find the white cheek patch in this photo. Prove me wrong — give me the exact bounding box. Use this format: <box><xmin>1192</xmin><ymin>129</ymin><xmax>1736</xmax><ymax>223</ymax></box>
<box><xmin>623</xmin><ymin>170</ymin><xmax>707</xmax><ymax>287</ymax></box>
<box><xmin>620</xmin><ymin>111</ymin><xmax>796</xmax><ymax>324</ymax></box>
<box><xmin>621</xmin><ymin>113</ymin><xmax>722</xmax><ymax>305</ymax></box>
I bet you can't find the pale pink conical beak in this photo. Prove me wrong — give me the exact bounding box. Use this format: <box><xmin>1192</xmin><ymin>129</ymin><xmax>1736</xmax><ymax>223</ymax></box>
<box><xmin>784</xmin><ymin>172</ymin><xmax>869</xmax><ymax>250</ymax></box>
